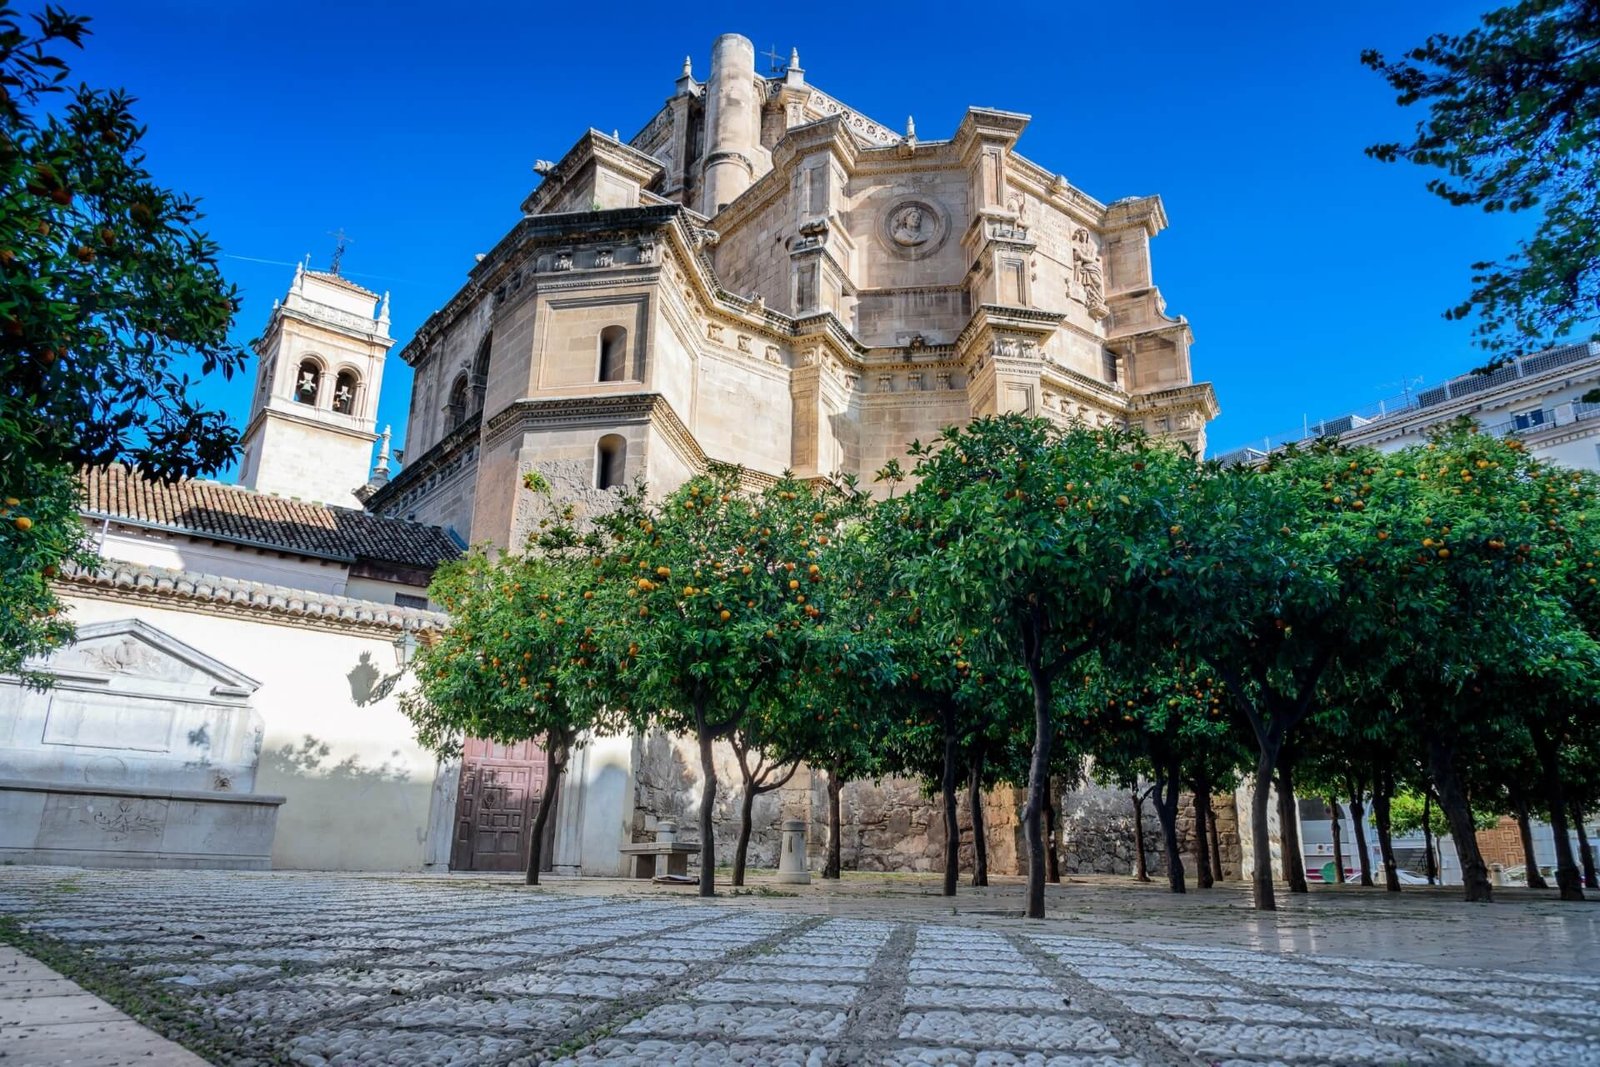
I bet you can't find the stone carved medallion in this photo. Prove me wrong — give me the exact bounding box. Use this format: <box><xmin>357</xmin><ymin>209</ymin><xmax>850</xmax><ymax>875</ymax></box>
<box><xmin>881</xmin><ymin>199</ymin><xmax>947</xmax><ymax>260</ymax></box>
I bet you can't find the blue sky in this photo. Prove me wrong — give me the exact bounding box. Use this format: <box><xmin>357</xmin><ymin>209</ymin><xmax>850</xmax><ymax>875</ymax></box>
<box><xmin>65</xmin><ymin>0</ymin><xmax>1527</xmax><ymax>469</ymax></box>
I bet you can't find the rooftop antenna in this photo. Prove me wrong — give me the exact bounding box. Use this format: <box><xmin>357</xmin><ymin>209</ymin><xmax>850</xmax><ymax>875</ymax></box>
<box><xmin>328</xmin><ymin>227</ymin><xmax>353</xmax><ymax>275</ymax></box>
<box><xmin>761</xmin><ymin>43</ymin><xmax>785</xmax><ymax>74</ymax></box>
<box><xmin>1378</xmin><ymin>374</ymin><xmax>1425</xmax><ymax>411</ymax></box>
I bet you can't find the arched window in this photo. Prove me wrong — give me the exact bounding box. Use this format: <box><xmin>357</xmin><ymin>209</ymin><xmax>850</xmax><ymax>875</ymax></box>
<box><xmin>446</xmin><ymin>374</ymin><xmax>469</xmax><ymax>431</ymax></box>
<box><xmin>294</xmin><ymin>358</ymin><xmax>322</xmax><ymax>405</ymax></box>
<box><xmin>332</xmin><ymin>369</ymin><xmax>359</xmax><ymax>415</ymax></box>
<box><xmin>595</xmin><ymin>434</ymin><xmax>626</xmax><ymax>490</ymax></box>
<box><xmin>598</xmin><ymin>326</ymin><xmax>628</xmax><ymax>383</ymax></box>
<box><xmin>471</xmin><ymin>332</ymin><xmax>492</xmax><ymax>413</ymax></box>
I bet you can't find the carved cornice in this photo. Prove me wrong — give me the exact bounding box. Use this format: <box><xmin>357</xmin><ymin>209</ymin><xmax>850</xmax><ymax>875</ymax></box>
<box><xmin>484</xmin><ymin>393</ymin><xmax>658</xmax><ymax>451</ymax></box>
<box><xmin>520</xmin><ymin>129</ymin><xmax>667</xmax><ymax>215</ymax></box>
<box><xmin>58</xmin><ymin>561</ymin><xmax>447</xmax><ymax>638</ymax></box>
<box><xmin>364</xmin><ymin>412</ymin><xmax>482</xmax><ymax>514</ymax></box>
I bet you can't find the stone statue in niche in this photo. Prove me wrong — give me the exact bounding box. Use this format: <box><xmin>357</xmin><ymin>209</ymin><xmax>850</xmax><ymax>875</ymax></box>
<box><xmin>1006</xmin><ymin>191</ymin><xmax>1028</xmax><ymax>223</ymax></box>
<box><xmin>638</xmin><ymin>241</ymin><xmax>656</xmax><ymax>264</ymax></box>
<box><xmin>595</xmin><ymin>248</ymin><xmax>614</xmax><ymax>268</ymax></box>
<box><xmin>1072</xmin><ymin>227</ymin><xmax>1108</xmax><ymax>318</ymax></box>
<box><xmin>890</xmin><ymin>204</ymin><xmax>929</xmax><ymax>246</ymax></box>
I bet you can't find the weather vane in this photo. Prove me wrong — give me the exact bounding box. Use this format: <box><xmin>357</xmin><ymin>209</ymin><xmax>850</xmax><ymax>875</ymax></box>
<box><xmin>328</xmin><ymin>228</ymin><xmax>353</xmax><ymax>275</ymax></box>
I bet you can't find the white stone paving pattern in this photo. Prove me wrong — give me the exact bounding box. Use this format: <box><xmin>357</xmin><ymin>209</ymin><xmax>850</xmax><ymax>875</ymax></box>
<box><xmin>0</xmin><ymin>868</ymin><xmax>1596</xmax><ymax>1065</ymax></box>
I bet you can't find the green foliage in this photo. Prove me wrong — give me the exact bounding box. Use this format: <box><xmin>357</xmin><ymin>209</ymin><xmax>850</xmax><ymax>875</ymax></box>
<box><xmin>1</xmin><ymin>4</ymin><xmax>246</xmax><ymax>672</ymax></box>
<box><xmin>1363</xmin><ymin>1</ymin><xmax>1600</xmax><ymax>356</ymax></box>
<box><xmin>1387</xmin><ymin>789</ymin><xmax>1497</xmax><ymax>838</ymax></box>
<box><xmin>0</xmin><ymin>459</ymin><xmax>92</xmax><ymax>680</ymax></box>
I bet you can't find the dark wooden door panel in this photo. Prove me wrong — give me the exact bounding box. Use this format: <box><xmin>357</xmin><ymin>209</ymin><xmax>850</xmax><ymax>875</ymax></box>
<box><xmin>450</xmin><ymin>738</ymin><xmax>547</xmax><ymax>872</ymax></box>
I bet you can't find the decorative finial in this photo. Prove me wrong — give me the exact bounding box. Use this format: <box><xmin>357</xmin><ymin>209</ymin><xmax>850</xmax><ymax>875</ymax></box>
<box><xmin>790</xmin><ymin>47</ymin><xmax>801</xmax><ymax>69</ymax></box>
<box><xmin>372</xmin><ymin>425</ymin><xmax>392</xmax><ymax>483</ymax></box>
<box><xmin>906</xmin><ymin>115</ymin><xmax>917</xmax><ymax>142</ymax></box>
<box><xmin>378</xmin><ymin>290</ymin><xmax>391</xmax><ymax>326</ymax></box>
<box><xmin>613</xmin><ymin>129</ymin><xmax>620</xmax><ymax>140</ymax></box>
<box><xmin>682</xmin><ymin>55</ymin><xmax>692</xmax><ymax>77</ymax></box>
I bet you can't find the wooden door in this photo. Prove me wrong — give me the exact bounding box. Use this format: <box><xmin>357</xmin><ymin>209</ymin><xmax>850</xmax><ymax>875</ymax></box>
<box><xmin>450</xmin><ymin>738</ymin><xmax>547</xmax><ymax>872</ymax></box>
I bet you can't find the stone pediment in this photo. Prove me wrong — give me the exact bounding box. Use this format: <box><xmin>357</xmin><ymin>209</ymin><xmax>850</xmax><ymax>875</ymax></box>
<box><xmin>41</xmin><ymin>620</ymin><xmax>261</xmax><ymax>704</ymax></box>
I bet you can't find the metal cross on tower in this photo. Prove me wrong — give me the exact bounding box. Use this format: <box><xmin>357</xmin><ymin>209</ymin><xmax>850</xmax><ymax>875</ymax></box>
<box><xmin>761</xmin><ymin>44</ymin><xmax>786</xmax><ymax>74</ymax></box>
<box><xmin>328</xmin><ymin>228</ymin><xmax>353</xmax><ymax>275</ymax></box>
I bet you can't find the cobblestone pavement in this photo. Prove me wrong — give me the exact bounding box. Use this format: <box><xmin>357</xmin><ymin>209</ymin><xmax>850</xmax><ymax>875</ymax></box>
<box><xmin>1</xmin><ymin>868</ymin><xmax>1598</xmax><ymax>1066</ymax></box>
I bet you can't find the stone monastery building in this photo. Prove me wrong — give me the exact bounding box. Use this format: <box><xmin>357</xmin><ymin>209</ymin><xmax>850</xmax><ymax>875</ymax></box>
<box><xmin>1</xmin><ymin>35</ymin><xmax>1218</xmax><ymax>879</ymax></box>
<box><xmin>364</xmin><ymin>34</ymin><xmax>1216</xmax><ymax>545</ymax></box>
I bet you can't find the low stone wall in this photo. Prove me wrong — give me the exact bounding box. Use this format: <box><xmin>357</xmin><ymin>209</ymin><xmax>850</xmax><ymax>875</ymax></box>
<box><xmin>0</xmin><ymin>779</ymin><xmax>284</xmax><ymax>870</ymax></box>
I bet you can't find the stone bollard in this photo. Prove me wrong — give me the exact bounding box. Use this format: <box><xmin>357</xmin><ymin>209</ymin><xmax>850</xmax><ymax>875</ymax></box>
<box><xmin>656</xmin><ymin>820</ymin><xmax>677</xmax><ymax>845</ymax></box>
<box><xmin>777</xmin><ymin>819</ymin><xmax>811</xmax><ymax>884</ymax></box>
<box><xmin>1489</xmin><ymin>862</ymin><xmax>1507</xmax><ymax>887</ymax></box>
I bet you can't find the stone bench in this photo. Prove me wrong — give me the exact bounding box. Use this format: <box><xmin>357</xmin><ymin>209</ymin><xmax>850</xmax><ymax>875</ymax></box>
<box><xmin>619</xmin><ymin>820</ymin><xmax>700</xmax><ymax>880</ymax></box>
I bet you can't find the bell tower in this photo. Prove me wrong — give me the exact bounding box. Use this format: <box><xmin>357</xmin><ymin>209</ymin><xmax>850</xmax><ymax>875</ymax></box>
<box><xmin>238</xmin><ymin>262</ymin><xmax>394</xmax><ymax>504</ymax></box>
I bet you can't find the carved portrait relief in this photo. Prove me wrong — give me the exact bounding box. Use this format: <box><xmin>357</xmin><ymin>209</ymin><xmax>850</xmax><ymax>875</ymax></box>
<box><xmin>880</xmin><ymin>199</ymin><xmax>947</xmax><ymax>260</ymax></box>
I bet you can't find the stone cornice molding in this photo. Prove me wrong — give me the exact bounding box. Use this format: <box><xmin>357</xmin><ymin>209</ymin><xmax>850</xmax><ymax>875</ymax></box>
<box><xmin>520</xmin><ymin>129</ymin><xmax>667</xmax><ymax>214</ymax></box>
<box><xmin>950</xmin><ymin>107</ymin><xmax>1030</xmax><ymax>166</ymax></box>
<box><xmin>1103</xmin><ymin>195</ymin><xmax>1169</xmax><ymax>237</ymax></box>
<box><xmin>239</xmin><ymin>405</ymin><xmax>380</xmax><ymax>450</ymax></box>
<box><xmin>364</xmin><ymin>412</ymin><xmax>482</xmax><ymax>514</ymax></box>
<box><xmin>58</xmin><ymin>561</ymin><xmax>447</xmax><ymax>638</ymax></box>
<box><xmin>1128</xmin><ymin>382</ymin><xmax>1222</xmax><ymax>421</ymax></box>
<box><xmin>483</xmin><ymin>393</ymin><xmax>658</xmax><ymax>451</ymax></box>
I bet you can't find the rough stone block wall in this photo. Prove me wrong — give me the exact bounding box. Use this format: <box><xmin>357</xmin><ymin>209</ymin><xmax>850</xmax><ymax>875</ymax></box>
<box><xmin>1060</xmin><ymin>780</ymin><xmax>1164</xmax><ymax>877</ymax></box>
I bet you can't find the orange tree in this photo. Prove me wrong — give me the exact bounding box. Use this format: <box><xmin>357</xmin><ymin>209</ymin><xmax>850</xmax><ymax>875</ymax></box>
<box><xmin>588</xmin><ymin>465</ymin><xmax>854</xmax><ymax>897</ymax></box>
<box><xmin>2</xmin><ymin>6</ymin><xmax>246</xmax><ymax>671</ymax></box>
<box><xmin>754</xmin><ymin>510</ymin><xmax>896</xmax><ymax>881</ymax></box>
<box><xmin>888</xmin><ymin>415</ymin><xmax>1199</xmax><ymax>919</ymax></box>
<box><xmin>844</xmin><ymin>483</ymin><xmax>1018</xmax><ymax>894</ymax></box>
<box><xmin>1353</xmin><ymin>429</ymin><xmax>1595</xmax><ymax>902</ymax></box>
<box><xmin>401</xmin><ymin>486</ymin><xmax>634</xmax><ymax>885</ymax></box>
<box><xmin>1070</xmin><ymin>650</ymin><xmax>1249</xmax><ymax>893</ymax></box>
<box><xmin>1170</xmin><ymin>444</ymin><xmax>1409</xmax><ymax>911</ymax></box>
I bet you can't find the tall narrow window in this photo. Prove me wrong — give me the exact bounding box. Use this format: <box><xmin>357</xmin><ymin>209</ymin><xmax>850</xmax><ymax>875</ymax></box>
<box><xmin>1102</xmin><ymin>348</ymin><xmax>1120</xmax><ymax>385</ymax></box>
<box><xmin>294</xmin><ymin>359</ymin><xmax>322</xmax><ymax>405</ymax></box>
<box><xmin>471</xmin><ymin>332</ymin><xmax>492</xmax><ymax>413</ymax></box>
<box><xmin>332</xmin><ymin>370</ymin><xmax>359</xmax><ymax>414</ymax></box>
<box><xmin>598</xmin><ymin>326</ymin><xmax>628</xmax><ymax>382</ymax></box>
<box><xmin>447</xmin><ymin>375</ymin><xmax>469</xmax><ymax>431</ymax></box>
<box><xmin>595</xmin><ymin>434</ymin><xmax>626</xmax><ymax>490</ymax></box>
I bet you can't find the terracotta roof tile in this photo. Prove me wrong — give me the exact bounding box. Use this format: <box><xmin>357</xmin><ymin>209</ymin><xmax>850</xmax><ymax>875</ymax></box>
<box><xmin>81</xmin><ymin>465</ymin><xmax>461</xmax><ymax>571</ymax></box>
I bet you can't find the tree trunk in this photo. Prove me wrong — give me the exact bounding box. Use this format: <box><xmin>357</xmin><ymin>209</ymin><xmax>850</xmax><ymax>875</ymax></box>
<box><xmin>1250</xmin><ymin>749</ymin><xmax>1277</xmax><ymax>910</ymax></box>
<box><xmin>524</xmin><ymin>742</ymin><xmax>566</xmax><ymax>886</ymax></box>
<box><xmin>1422</xmin><ymin>792</ymin><xmax>1438</xmax><ymax>885</ymax></box>
<box><xmin>1209</xmin><ymin>804</ymin><xmax>1225</xmax><ymax>882</ymax></box>
<box><xmin>1426</xmin><ymin>735</ymin><xmax>1491</xmax><ymax>902</ymax></box>
<box><xmin>940</xmin><ymin>714</ymin><xmax>959</xmax><ymax>897</ymax></box>
<box><xmin>696</xmin><ymin>722</ymin><xmax>717</xmax><ymax>897</ymax></box>
<box><xmin>1373</xmin><ymin>772</ymin><xmax>1401</xmax><ymax>892</ymax></box>
<box><xmin>823</xmin><ymin>769</ymin><xmax>843</xmax><ymax>879</ymax></box>
<box><xmin>1277</xmin><ymin>760</ymin><xmax>1308</xmax><ymax>893</ymax></box>
<box><xmin>1192</xmin><ymin>784</ymin><xmax>1213</xmax><ymax>888</ymax></box>
<box><xmin>1044</xmin><ymin>776</ymin><xmax>1061</xmax><ymax>884</ymax></box>
<box><xmin>1154</xmin><ymin>758</ymin><xmax>1185</xmax><ymax>894</ymax></box>
<box><xmin>1348</xmin><ymin>785</ymin><xmax>1373</xmax><ymax>887</ymax></box>
<box><xmin>1574</xmin><ymin>805</ymin><xmax>1598</xmax><ymax>890</ymax></box>
<box><xmin>1513</xmin><ymin>801</ymin><xmax>1549</xmax><ymax>889</ymax></box>
<box><xmin>969</xmin><ymin>752</ymin><xmax>989</xmax><ymax>888</ymax></box>
<box><xmin>1132</xmin><ymin>787</ymin><xmax>1151</xmax><ymax>883</ymax></box>
<box><xmin>1021</xmin><ymin>650</ymin><xmax>1055</xmax><ymax>920</ymax></box>
<box><xmin>732</xmin><ymin>784</ymin><xmax>756</xmax><ymax>887</ymax></box>
<box><xmin>1327</xmin><ymin>797</ymin><xmax>1345</xmax><ymax>887</ymax></box>
<box><xmin>1530</xmin><ymin>727</ymin><xmax>1584</xmax><ymax>900</ymax></box>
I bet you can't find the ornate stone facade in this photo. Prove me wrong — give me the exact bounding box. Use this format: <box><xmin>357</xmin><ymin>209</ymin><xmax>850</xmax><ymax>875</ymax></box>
<box><xmin>363</xmin><ymin>34</ymin><xmax>1220</xmax><ymax>877</ymax></box>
